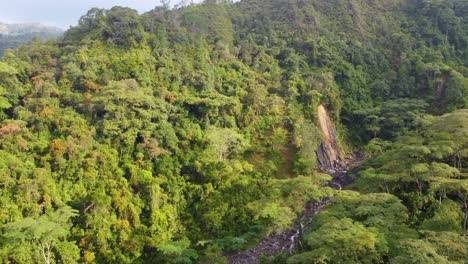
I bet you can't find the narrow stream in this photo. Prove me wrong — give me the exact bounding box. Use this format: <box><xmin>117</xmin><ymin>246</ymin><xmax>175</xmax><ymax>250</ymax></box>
<box><xmin>226</xmin><ymin>158</ymin><xmax>357</xmax><ymax>264</ymax></box>
<box><xmin>226</xmin><ymin>105</ymin><xmax>358</xmax><ymax>264</ymax></box>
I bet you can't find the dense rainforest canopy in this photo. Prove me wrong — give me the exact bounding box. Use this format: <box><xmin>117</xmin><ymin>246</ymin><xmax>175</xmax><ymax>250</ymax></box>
<box><xmin>0</xmin><ymin>0</ymin><xmax>467</xmax><ymax>263</ymax></box>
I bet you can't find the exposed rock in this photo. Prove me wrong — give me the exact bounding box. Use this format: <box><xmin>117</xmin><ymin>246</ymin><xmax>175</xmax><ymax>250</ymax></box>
<box><xmin>226</xmin><ymin>198</ymin><xmax>331</xmax><ymax>264</ymax></box>
<box><xmin>316</xmin><ymin>105</ymin><xmax>344</xmax><ymax>169</ymax></box>
<box><xmin>226</xmin><ymin>105</ymin><xmax>360</xmax><ymax>264</ymax></box>
<box><xmin>226</xmin><ymin>153</ymin><xmax>363</xmax><ymax>264</ymax></box>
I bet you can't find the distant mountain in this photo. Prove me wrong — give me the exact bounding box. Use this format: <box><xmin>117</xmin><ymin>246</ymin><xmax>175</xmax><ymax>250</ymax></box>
<box><xmin>0</xmin><ymin>22</ymin><xmax>63</xmax><ymax>57</ymax></box>
<box><xmin>0</xmin><ymin>22</ymin><xmax>63</xmax><ymax>36</ymax></box>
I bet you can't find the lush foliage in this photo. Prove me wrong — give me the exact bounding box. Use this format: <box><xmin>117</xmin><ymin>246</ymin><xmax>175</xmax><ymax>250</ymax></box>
<box><xmin>0</xmin><ymin>0</ymin><xmax>466</xmax><ymax>263</ymax></box>
<box><xmin>288</xmin><ymin>110</ymin><xmax>468</xmax><ymax>263</ymax></box>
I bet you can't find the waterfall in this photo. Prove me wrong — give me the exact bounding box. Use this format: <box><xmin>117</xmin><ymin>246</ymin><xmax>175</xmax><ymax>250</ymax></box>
<box><xmin>227</xmin><ymin>105</ymin><xmax>356</xmax><ymax>264</ymax></box>
<box><xmin>316</xmin><ymin>105</ymin><xmax>343</xmax><ymax>170</ymax></box>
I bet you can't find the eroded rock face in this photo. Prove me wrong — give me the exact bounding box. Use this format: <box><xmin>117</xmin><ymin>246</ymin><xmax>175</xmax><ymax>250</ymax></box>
<box><xmin>226</xmin><ymin>106</ymin><xmax>354</xmax><ymax>264</ymax></box>
<box><xmin>316</xmin><ymin>105</ymin><xmax>343</xmax><ymax>169</ymax></box>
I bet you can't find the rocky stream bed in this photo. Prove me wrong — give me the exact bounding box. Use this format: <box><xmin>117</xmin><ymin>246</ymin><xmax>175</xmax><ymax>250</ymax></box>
<box><xmin>226</xmin><ymin>155</ymin><xmax>362</xmax><ymax>264</ymax></box>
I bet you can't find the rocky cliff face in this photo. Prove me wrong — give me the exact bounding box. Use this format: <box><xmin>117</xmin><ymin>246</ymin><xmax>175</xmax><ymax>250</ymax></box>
<box><xmin>316</xmin><ymin>105</ymin><xmax>343</xmax><ymax>169</ymax></box>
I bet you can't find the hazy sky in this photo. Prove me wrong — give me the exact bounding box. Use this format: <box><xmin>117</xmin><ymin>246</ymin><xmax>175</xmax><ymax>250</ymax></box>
<box><xmin>0</xmin><ymin>0</ymin><xmax>177</xmax><ymax>29</ymax></box>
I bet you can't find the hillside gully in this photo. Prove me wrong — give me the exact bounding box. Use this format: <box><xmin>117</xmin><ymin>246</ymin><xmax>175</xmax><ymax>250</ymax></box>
<box><xmin>227</xmin><ymin>106</ymin><xmax>363</xmax><ymax>264</ymax></box>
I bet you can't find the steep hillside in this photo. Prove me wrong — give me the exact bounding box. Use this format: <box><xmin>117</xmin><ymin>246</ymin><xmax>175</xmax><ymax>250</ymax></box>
<box><xmin>0</xmin><ymin>0</ymin><xmax>466</xmax><ymax>263</ymax></box>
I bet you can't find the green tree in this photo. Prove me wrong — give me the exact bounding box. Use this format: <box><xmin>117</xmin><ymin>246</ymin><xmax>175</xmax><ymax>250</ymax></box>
<box><xmin>294</xmin><ymin>218</ymin><xmax>387</xmax><ymax>264</ymax></box>
<box><xmin>390</xmin><ymin>239</ymin><xmax>451</xmax><ymax>264</ymax></box>
<box><xmin>2</xmin><ymin>206</ymin><xmax>78</xmax><ymax>264</ymax></box>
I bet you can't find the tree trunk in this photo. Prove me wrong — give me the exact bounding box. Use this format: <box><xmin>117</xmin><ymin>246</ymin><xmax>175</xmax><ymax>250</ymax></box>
<box><xmin>463</xmin><ymin>201</ymin><xmax>468</xmax><ymax>234</ymax></box>
<box><xmin>40</xmin><ymin>241</ymin><xmax>51</xmax><ymax>264</ymax></box>
<box><xmin>416</xmin><ymin>180</ymin><xmax>422</xmax><ymax>195</ymax></box>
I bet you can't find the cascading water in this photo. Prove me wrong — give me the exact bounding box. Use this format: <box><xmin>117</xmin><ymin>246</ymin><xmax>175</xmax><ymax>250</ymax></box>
<box><xmin>227</xmin><ymin>105</ymin><xmax>359</xmax><ymax>264</ymax></box>
<box><xmin>316</xmin><ymin>105</ymin><xmax>344</xmax><ymax>170</ymax></box>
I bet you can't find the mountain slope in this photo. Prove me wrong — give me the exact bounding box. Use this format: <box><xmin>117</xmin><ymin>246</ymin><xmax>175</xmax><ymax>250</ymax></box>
<box><xmin>0</xmin><ymin>0</ymin><xmax>466</xmax><ymax>263</ymax></box>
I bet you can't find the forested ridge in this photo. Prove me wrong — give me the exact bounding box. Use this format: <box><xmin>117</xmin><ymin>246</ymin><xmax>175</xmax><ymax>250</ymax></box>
<box><xmin>0</xmin><ymin>0</ymin><xmax>467</xmax><ymax>263</ymax></box>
